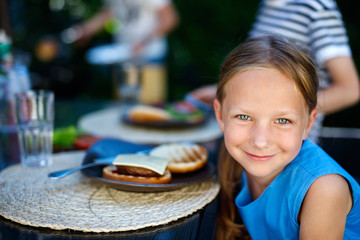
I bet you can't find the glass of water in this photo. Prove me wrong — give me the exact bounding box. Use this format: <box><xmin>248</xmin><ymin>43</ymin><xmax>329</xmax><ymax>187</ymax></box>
<box><xmin>116</xmin><ymin>63</ymin><xmax>140</xmax><ymax>105</ymax></box>
<box><xmin>14</xmin><ymin>90</ymin><xmax>54</xmax><ymax>168</ymax></box>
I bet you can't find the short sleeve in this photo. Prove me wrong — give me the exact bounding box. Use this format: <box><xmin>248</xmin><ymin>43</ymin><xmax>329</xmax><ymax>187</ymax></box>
<box><xmin>150</xmin><ymin>0</ymin><xmax>171</xmax><ymax>9</ymax></box>
<box><xmin>309</xmin><ymin>9</ymin><xmax>352</xmax><ymax>64</ymax></box>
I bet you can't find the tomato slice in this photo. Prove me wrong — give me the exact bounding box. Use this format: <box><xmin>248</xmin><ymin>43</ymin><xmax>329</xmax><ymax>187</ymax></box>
<box><xmin>74</xmin><ymin>135</ymin><xmax>101</xmax><ymax>150</ymax></box>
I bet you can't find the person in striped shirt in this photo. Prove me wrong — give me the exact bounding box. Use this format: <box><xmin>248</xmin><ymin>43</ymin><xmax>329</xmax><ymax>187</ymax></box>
<box><xmin>248</xmin><ymin>0</ymin><xmax>360</xmax><ymax>143</ymax></box>
<box><xmin>189</xmin><ymin>0</ymin><xmax>359</xmax><ymax>144</ymax></box>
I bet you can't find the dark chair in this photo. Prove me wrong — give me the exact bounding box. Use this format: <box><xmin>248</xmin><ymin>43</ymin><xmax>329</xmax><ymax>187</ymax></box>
<box><xmin>319</xmin><ymin>127</ymin><xmax>360</xmax><ymax>183</ymax></box>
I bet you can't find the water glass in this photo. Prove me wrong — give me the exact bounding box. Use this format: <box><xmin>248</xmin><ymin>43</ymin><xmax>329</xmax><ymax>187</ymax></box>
<box><xmin>115</xmin><ymin>63</ymin><xmax>140</xmax><ymax>104</ymax></box>
<box><xmin>14</xmin><ymin>90</ymin><xmax>54</xmax><ymax>168</ymax></box>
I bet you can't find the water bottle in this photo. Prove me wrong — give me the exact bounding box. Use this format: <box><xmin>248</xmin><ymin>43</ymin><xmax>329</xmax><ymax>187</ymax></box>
<box><xmin>0</xmin><ymin>30</ymin><xmax>31</xmax><ymax>130</ymax></box>
<box><xmin>0</xmin><ymin>29</ymin><xmax>14</xmax><ymax>131</ymax></box>
<box><xmin>0</xmin><ymin>30</ymin><xmax>31</xmax><ymax>165</ymax></box>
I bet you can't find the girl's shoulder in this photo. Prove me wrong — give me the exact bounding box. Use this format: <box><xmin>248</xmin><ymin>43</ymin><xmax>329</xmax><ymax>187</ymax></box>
<box><xmin>298</xmin><ymin>173</ymin><xmax>353</xmax><ymax>237</ymax></box>
<box><xmin>291</xmin><ymin>140</ymin><xmax>360</xmax><ymax>211</ymax></box>
<box><xmin>305</xmin><ymin>174</ymin><xmax>352</xmax><ymax>209</ymax></box>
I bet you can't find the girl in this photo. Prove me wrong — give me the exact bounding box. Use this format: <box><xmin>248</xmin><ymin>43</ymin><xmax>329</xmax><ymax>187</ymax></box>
<box><xmin>214</xmin><ymin>36</ymin><xmax>360</xmax><ymax>240</ymax></box>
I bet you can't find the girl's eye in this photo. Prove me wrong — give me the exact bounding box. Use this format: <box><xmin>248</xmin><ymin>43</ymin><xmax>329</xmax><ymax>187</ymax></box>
<box><xmin>237</xmin><ymin>115</ymin><xmax>251</xmax><ymax>121</ymax></box>
<box><xmin>276</xmin><ymin>118</ymin><xmax>290</xmax><ymax>124</ymax></box>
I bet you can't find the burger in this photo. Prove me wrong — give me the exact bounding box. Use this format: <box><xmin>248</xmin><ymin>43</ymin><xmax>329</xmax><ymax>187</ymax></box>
<box><xmin>102</xmin><ymin>154</ymin><xmax>171</xmax><ymax>184</ymax></box>
<box><xmin>149</xmin><ymin>143</ymin><xmax>208</xmax><ymax>173</ymax></box>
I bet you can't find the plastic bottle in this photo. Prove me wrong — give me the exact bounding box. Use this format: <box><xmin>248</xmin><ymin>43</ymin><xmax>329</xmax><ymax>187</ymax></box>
<box><xmin>0</xmin><ymin>29</ymin><xmax>14</xmax><ymax>131</ymax></box>
<box><xmin>0</xmin><ymin>30</ymin><xmax>31</xmax><ymax>130</ymax></box>
<box><xmin>0</xmin><ymin>30</ymin><xmax>32</xmax><ymax>165</ymax></box>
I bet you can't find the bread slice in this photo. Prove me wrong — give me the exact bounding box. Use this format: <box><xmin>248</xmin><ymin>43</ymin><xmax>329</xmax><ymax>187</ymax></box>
<box><xmin>149</xmin><ymin>143</ymin><xmax>208</xmax><ymax>173</ymax></box>
<box><xmin>127</xmin><ymin>105</ymin><xmax>171</xmax><ymax>123</ymax></box>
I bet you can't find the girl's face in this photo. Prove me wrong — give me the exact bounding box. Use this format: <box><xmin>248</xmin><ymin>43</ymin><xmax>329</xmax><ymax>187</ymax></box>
<box><xmin>214</xmin><ymin>68</ymin><xmax>317</xmax><ymax>183</ymax></box>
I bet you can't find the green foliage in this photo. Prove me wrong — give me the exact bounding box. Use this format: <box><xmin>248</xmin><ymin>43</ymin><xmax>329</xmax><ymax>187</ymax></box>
<box><xmin>167</xmin><ymin>0</ymin><xmax>259</xmax><ymax>100</ymax></box>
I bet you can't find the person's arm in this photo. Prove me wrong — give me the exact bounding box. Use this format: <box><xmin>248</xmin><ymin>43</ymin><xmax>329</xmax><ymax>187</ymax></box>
<box><xmin>298</xmin><ymin>174</ymin><xmax>353</xmax><ymax>239</ymax></box>
<box><xmin>63</xmin><ymin>7</ymin><xmax>111</xmax><ymax>46</ymax></box>
<box><xmin>317</xmin><ymin>56</ymin><xmax>360</xmax><ymax>114</ymax></box>
<box><xmin>133</xmin><ymin>2</ymin><xmax>179</xmax><ymax>54</ymax></box>
<box><xmin>79</xmin><ymin>8</ymin><xmax>111</xmax><ymax>39</ymax></box>
<box><xmin>154</xmin><ymin>2</ymin><xmax>179</xmax><ymax>38</ymax></box>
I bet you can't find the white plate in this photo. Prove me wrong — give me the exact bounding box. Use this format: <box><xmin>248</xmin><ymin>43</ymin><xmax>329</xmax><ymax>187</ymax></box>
<box><xmin>86</xmin><ymin>39</ymin><xmax>167</xmax><ymax>65</ymax></box>
<box><xmin>86</xmin><ymin>43</ymin><xmax>132</xmax><ymax>65</ymax></box>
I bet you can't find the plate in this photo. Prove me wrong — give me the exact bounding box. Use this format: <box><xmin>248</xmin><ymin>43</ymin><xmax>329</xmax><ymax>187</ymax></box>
<box><xmin>122</xmin><ymin>115</ymin><xmax>206</xmax><ymax>129</ymax></box>
<box><xmin>86</xmin><ymin>39</ymin><xmax>167</xmax><ymax>65</ymax></box>
<box><xmin>86</xmin><ymin>43</ymin><xmax>132</xmax><ymax>65</ymax></box>
<box><xmin>81</xmin><ymin>162</ymin><xmax>215</xmax><ymax>192</ymax></box>
<box><xmin>122</xmin><ymin>102</ymin><xmax>207</xmax><ymax>129</ymax></box>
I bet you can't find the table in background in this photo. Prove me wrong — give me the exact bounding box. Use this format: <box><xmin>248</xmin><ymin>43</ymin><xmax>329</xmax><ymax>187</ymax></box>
<box><xmin>0</xmin><ymin>99</ymin><xmax>220</xmax><ymax>240</ymax></box>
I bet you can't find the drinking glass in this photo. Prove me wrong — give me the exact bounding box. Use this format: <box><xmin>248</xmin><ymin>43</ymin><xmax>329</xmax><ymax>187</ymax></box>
<box><xmin>115</xmin><ymin>63</ymin><xmax>140</xmax><ymax>104</ymax></box>
<box><xmin>14</xmin><ymin>90</ymin><xmax>54</xmax><ymax>168</ymax></box>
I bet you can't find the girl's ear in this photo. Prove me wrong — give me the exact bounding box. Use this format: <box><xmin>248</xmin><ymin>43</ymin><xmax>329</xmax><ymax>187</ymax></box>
<box><xmin>214</xmin><ymin>98</ymin><xmax>225</xmax><ymax>132</ymax></box>
<box><xmin>303</xmin><ymin>108</ymin><xmax>317</xmax><ymax>139</ymax></box>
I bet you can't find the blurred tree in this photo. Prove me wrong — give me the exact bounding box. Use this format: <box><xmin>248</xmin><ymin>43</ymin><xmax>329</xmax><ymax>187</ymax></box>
<box><xmin>168</xmin><ymin>0</ymin><xmax>258</xmax><ymax>100</ymax></box>
<box><xmin>7</xmin><ymin>0</ymin><xmax>111</xmax><ymax>99</ymax></box>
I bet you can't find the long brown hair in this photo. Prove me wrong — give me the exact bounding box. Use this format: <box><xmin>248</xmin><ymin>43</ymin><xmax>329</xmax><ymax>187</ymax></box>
<box><xmin>215</xmin><ymin>35</ymin><xmax>318</xmax><ymax>240</ymax></box>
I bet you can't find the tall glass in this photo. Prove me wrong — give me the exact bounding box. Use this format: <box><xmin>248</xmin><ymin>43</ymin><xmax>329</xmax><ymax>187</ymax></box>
<box><xmin>115</xmin><ymin>63</ymin><xmax>140</xmax><ymax>105</ymax></box>
<box><xmin>14</xmin><ymin>90</ymin><xmax>54</xmax><ymax>168</ymax></box>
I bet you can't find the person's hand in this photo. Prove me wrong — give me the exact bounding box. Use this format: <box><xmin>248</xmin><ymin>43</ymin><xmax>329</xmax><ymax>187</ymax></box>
<box><xmin>61</xmin><ymin>25</ymin><xmax>91</xmax><ymax>47</ymax></box>
<box><xmin>188</xmin><ymin>84</ymin><xmax>217</xmax><ymax>105</ymax></box>
<box><xmin>131</xmin><ymin>40</ymin><xmax>146</xmax><ymax>57</ymax></box>
<box><xmin>61</xmin><ymin>8</ymin><xmax>111</xmax><ymax>47</ymax></box>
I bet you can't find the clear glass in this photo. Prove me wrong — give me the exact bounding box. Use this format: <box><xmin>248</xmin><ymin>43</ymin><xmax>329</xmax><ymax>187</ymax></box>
<box><xmin>14</xmin><ymin>90</ymin><xmax>54</xmax><ymax>168</ymax></box>
<box><xmin>115</xmin><ymin>63</ymin><xmax>140</xmax><ymax>105</ymax></box>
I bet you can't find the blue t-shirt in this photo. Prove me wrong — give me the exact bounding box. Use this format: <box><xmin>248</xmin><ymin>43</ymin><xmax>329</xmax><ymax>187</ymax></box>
<box><xmin>235</xmin><ymin>140</ymin><xmax>360</xmax><ymax>240</ymax></box>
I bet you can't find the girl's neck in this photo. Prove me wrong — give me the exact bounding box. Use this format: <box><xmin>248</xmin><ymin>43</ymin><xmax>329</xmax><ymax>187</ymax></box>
<box><xmin>246</xmin><ymin>172</ymin><xmax>278</xmax><ymax>200</ymax></box>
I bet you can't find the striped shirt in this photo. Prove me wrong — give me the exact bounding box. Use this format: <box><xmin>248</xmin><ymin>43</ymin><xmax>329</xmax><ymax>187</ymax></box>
<box><xmin>249</xmin><ymin>0</ymin><xmax>351</xmax><ymax>89</ymax></box>
<box><xmin>249</xmin><ymin>0</ymin><xmax>352</xmax><ymax>143</ymax></box>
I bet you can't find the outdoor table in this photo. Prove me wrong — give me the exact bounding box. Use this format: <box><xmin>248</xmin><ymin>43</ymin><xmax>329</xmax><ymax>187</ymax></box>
<box><xmin>0</xmin><ymin>99</ymin><xmax>222</xmax><ymax>240</ymax></box>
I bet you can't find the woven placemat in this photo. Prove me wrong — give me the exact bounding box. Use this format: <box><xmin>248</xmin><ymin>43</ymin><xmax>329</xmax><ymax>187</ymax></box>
<box><xmin>78</xmin><ymin>106</ymin><xmax>223</xmax><ymax>144</ymax></box>
<box><xmin>0</xmin><ymin>151</ymin><xmax>219</xmax><ymax>233</ymax></box>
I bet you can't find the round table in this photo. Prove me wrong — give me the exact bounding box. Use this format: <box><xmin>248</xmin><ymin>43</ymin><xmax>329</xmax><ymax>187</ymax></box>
<box><xmin>78</xmin><ymin>106</ymin><xmax>223</xmax><ymax>145</ymax></box>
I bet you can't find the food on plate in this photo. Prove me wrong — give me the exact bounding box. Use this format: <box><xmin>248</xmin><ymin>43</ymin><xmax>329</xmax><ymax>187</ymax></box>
<box><xmin>126</xmin><ymin>102</ymin><xmax>205</xmax><ymax>126</ymax></box>
<box><xmin>74</xmin><ymin>135</ymin><xmax>101</xmax><ymax>150</ymax></box>
<box><xmin>102</xmin><ymin>154</ymin><xmax>172</xmax><ymax>184</ymax></box>
<box><xmin>127</xmin><ymin>105</ymin><xmax>171</xmax><ymax>123</ymax></box>
<box><xmin>149</xmin><ymin>143</ymin><xmax>208</xmax><ymax>173</ymax></box>
<box><xmin>166</xmin><ymin>101</ymin><xmax>204</xmax><ymax>122</ymax></box>
<box><xmin>53</xmin><ymin>126</ymin><xmax>100</xmax><ymax>152</ymax></box>
<box><xmin>103</xmin><ymin>166</ymin><xmax>172</xmax><ymax>184</ymax></box>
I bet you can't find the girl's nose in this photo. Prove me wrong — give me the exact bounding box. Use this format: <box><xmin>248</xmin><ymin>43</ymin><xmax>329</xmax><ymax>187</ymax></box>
<box><xmin>249</xmin><ymin>122</ymin><xmax>272</xmax><ymax>149</ymax></box>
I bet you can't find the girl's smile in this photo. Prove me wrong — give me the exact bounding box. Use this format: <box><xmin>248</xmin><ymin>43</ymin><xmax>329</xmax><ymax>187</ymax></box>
<box><xmin>245</xmin><ymin>152</ymin><xmax>278</xmax><ymax>162</ymax></box>
<box><xmin>214</xmin><ymin>67</ymin><xmax>317</xmax><ymax>188</ymax></box>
